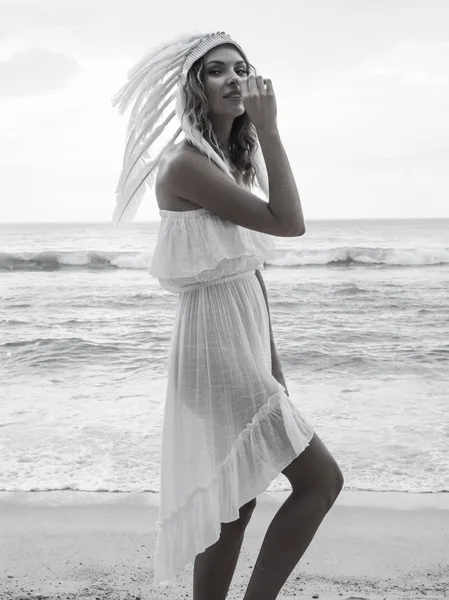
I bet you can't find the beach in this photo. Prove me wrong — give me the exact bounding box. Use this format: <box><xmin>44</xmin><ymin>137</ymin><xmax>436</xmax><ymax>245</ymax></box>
<box><xmin>1</xmin><ymin>490</ymin><xmax>448</xmax><ymax>600</ymax></box>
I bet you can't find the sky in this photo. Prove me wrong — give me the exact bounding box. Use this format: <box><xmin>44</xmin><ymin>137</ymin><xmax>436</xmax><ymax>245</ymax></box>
<box><xmin>0</xmin><ymin>0</ymin><xmax>448</xmax><ymax>223</ymax></box>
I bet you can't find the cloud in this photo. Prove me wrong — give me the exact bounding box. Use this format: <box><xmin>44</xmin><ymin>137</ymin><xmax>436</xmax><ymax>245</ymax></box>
<box><xmin>0</xmin><ymin>47</ymin><xmax>81</xmax><ymax>97</ymax></box>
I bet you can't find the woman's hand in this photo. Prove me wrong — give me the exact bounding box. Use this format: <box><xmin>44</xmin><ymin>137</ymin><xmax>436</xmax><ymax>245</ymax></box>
<box><xmin>254</xmin><ymin>270</ymin><xmax>289</xmax><ymax>396</ymax></box>
<box><xmin>241</xmin><ymin>74</ymin><xmax>278</xmax><ymax>132</ymax></box>
<box><xmin>271</xmin><ymin>340</ymin><xmax>289</xmax><ymax>397</ymax></box>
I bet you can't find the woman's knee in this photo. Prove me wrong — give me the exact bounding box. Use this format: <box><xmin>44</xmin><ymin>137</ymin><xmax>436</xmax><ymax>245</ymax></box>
<box><xmin>282</xmin><ymin>432</ymin><xmax>344</xmax><ymax>504</ymax></box>
<box><xmin>307</xmin><ymin>456</ymin><xmax>344</xmax><ymax>510</ymax></box>
<box><xmin>325</xmin><ymin>460</ymin><xmax>344</xmax><ymax>505</ymax></box>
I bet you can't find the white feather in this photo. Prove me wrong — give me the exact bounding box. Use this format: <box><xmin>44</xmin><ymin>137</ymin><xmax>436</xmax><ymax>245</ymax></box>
<box><xmin>117</xmin><ymin>109</ymin><xmax>176</xmax><ymax>194</ymax></box>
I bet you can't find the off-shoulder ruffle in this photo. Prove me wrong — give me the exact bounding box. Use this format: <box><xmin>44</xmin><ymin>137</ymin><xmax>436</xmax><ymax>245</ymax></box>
<box><xmin>153</xmin><ymin>381</ymin><xmax>315</xmax><ymax>585</ymax></box>
<box><xmin>148</xmin><ymin>209</ymin><xmax>275</xmax><ymax>279</ymax></box>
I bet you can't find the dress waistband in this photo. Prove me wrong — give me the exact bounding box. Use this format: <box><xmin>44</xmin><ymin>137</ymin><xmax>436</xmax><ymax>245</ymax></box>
<box><xmin>179</xmin><ymin>269</ymin><xmax>256</xmax><ymax>293</ymax></box>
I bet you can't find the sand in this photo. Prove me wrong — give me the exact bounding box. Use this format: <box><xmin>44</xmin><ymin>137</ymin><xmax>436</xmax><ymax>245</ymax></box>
<box><xmin>0</xmin><ymin>489</ymin><xmax>448</xmax><ymax>600</ymax></box>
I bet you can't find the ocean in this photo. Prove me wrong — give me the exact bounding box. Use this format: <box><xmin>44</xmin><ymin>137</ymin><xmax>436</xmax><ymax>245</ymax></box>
<box><xmin>1</xmin><ymin>218</ymin><xmax>448</xmax><ymax>495</ymax></box>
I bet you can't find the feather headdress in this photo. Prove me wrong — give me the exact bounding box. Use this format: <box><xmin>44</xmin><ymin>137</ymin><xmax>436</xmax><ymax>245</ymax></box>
<box><xmin>111</xmin><ymin>31</ymin><xmax>269</xmax><ymax>226</ymax></box>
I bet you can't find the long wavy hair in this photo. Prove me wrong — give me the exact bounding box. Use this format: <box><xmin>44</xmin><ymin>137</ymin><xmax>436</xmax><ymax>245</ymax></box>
<box><xmin>181</xmin><ymin>44</ymin><xmax>259</xmax><ymax>189</ymax></box>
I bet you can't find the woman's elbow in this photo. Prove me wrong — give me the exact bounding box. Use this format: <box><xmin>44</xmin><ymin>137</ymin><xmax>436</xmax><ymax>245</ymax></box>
<box><xmin>289</xmin><ymin>223</ymin><xmax>306</xmax><ymax>236</ymax></box>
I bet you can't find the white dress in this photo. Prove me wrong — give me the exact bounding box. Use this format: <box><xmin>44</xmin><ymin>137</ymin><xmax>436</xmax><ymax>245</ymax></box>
<box><xmin>149</xmin><ymin>207</ymin><xmax>315</xmax><ymax>586</ymax></box>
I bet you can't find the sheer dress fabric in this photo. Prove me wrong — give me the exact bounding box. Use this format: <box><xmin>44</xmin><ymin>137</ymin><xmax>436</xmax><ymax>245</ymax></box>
<box><xmin>149</xmin><ymin>207</ymin><xmax>315</xmax><ymax>585</ymax></box>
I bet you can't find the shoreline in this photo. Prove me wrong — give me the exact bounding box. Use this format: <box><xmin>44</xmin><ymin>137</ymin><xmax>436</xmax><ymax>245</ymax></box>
<box><xmin>1</xmin><ymin>488</ymin><xmax>448</xmax><ymax>513</ymax></box>
<box><xmin>1</xmin><ymin>490</ymin><xmax>448</xmax><ymax>599</ymax></box>
<box><xmin>1</xmin><ymin>487</ymin><xmax>448</xmax><ymax>503</ymax></box>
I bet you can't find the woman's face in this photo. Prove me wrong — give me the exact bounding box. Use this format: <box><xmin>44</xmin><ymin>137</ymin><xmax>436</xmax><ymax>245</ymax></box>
<box><xmin>202</xmin><ymin>44</ymin><xmax>249</xmax><ymax>118</ymax></box>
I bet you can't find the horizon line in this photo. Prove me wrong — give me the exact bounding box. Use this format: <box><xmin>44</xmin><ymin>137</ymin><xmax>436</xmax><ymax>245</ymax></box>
<box><xmin>2</xmin><ymin>216</ymin><xmax>449</xmax><ymax>225</ymax></box>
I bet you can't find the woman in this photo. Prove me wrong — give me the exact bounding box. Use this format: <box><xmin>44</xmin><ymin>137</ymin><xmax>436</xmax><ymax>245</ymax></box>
<box><xmin>113</xmin><ymin>31</ymin><xmax>344</xmax><ymax>600</ymax></box>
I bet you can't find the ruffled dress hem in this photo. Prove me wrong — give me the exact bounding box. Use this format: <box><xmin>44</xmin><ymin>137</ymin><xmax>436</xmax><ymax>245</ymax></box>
<box><xmin>153</xmin><ymin>381</ymin><xmax>315</xmax><ymax>586</ymax></box>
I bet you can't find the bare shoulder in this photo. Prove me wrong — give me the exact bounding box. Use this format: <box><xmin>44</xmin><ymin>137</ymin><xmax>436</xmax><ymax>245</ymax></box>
<box><xmin>155</xmin><ymin>141</ymin><xmax>202</xmax><ymax>211</ymax></box>
<box><xmin>164</xmin><ymin>142</ymin><xmax>302</xmax><ymax>237</ymax></box>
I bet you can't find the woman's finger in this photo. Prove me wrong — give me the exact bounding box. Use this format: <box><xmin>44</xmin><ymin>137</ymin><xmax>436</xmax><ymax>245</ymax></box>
<box><xmin>246</xmin><ymin>73</ymin><xmax>257</xmax><ymax>95</ymax></box>
<box><xmin>255</xmin><ymin>75</ymin><xmax>265</xmax><ymax>93</ymax></box>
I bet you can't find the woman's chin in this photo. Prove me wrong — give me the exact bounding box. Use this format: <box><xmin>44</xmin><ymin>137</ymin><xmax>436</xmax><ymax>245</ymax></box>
<box><xmin>210</xmin><ymin>104</ymin><xmax>245</xmax><ymax>118</ymax></box>
<box><xmin>227</xmin><ymin>103</ymin><xmax>245</xmax><ymax>115</ymax></box>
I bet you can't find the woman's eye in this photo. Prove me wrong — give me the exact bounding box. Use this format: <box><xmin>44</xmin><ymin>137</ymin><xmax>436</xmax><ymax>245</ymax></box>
<box><xmin>209</xmin><ymin>69</ymin><xmax>248</xmax><ymax>76</ymax></box>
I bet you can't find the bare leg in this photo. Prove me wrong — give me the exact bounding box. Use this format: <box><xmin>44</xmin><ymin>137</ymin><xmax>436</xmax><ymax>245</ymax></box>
<box><xmin>243</xmin><ymin>433</ymin><xmax>344</xmax><ymax>600</ymax></box>
<box><xmin>193</xmin><ymin>499</ymin><xmax>256</xmax><ymax>600</ymax></box>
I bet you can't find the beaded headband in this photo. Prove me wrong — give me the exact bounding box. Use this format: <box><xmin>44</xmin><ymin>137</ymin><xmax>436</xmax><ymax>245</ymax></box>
<box><xmin>181</xmin><ymin>31</ymin><xmax>248</xmax><ymax>82</ymax></box>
